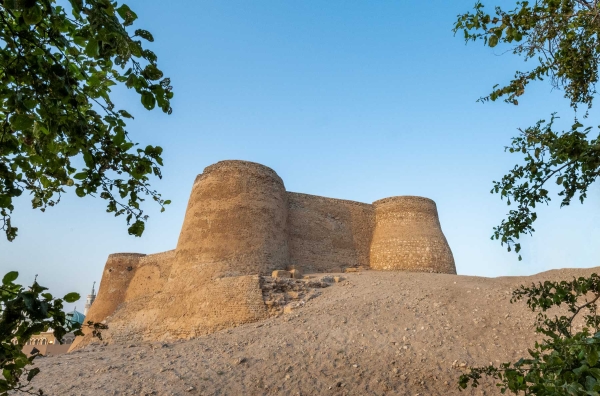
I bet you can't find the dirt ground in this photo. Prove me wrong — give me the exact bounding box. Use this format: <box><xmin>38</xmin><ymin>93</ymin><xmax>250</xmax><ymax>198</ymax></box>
<box><xmin>29</xmin><ymin>267</ymin><xmax>600</xmax><ymax>396</ymax></box>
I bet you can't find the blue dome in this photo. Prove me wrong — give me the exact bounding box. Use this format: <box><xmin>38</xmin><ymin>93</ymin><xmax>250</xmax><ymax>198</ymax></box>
<box><xmin>66</xmin><ymin>310</ymin><xmax>85</xmax><ymax>326</ymax></box>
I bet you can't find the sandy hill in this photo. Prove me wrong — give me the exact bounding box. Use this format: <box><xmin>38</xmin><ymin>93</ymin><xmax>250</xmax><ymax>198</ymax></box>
<box><xmin>30</xmin><ymin>267</ymin><xmax>600</xmax><ymax>396</ymax></box>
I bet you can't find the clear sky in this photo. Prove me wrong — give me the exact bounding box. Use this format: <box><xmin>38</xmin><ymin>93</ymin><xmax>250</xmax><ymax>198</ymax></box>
<box><xmin>2</xmin><ymin>0</ymin><xmax>599</xmax><ymax>309</ymax></box>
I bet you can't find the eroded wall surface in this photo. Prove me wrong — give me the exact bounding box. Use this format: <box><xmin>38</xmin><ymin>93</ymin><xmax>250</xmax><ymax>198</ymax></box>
<box><xmin>287</xmin><ymin>192</ymin><xmax>374</xmax><ymax>273</ymax></box>
<box><xmin>173</xmin><ymin>161</ymin><xmax>290</xmax><ymax>279</ymax></box>
<box><xmin>90</xmin><ymin>275</ymin><xmax>267</xmax><ymax>343</ymax></box>
<box><xmin>370</xmin><ymin>196</ymin><xmax>456</xmax><ymax>274</ymax></box>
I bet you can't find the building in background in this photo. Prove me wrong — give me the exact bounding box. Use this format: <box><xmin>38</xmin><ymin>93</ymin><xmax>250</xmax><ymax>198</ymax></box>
<box><xmin>84</xmin><ymin>281</ymin><xmax>96</xmax><ymax>316</ymax></box>
<box><xmin>19</xmin><ymin>282</ymin><xmax>96</xmax><ymax>356</ymax></box>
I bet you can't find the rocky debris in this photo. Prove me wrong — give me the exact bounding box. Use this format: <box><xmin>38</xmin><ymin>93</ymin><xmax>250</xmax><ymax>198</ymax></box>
<box><xmin>343</xmin><ymin>266</ymin><xmax>368</xmax><ymax>273</ymax></box>
<box><xmin>261</xmin><ymin>276</ymin><xmax>330</xmax><ymax>316</ymax></box>
<box><xmin>333</xmin><ymin>276</ymin><xmax>345</xmax><ymax>283</ymax></box>
<box><xmin>290</xmin><ymin>268</ymin><xmax>303</xmax><ymax>279</ymax></box>
<box><xmin>272</xmin><ymin>270</ymin><xmax>292</xmax><ymax>278</ymax></box>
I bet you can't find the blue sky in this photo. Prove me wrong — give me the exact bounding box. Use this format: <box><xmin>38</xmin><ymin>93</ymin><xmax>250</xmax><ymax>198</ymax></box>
<box><xmin>2</xmin><ymin>0</ymin><xmax>599</xmax><ymax>307</ymax></box>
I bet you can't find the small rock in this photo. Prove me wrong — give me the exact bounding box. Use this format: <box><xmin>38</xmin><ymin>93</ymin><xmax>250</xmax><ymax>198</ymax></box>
<box><xmin>186</xmin><ymin>386</ymin><xmax>195</xmax><ymax>392</ymax></box>
<box><xmin>352</xmin><ymin>364</ymin><xmax>358</xmax><ymax>368</ymax></box>
<box><xmin>235</xmin><ymin>357</ymin><xmax>247</xmax><ymax>365</ymax></box>
<box><xmin>272</xmin><ymin>270</ymin><xmax>292</xmax><ymax>278</ymax></box>
<box><xmin>290</xmin><ymin>269</ymin><xmax>303</xmax><ymax>279</ymax></box>
<box><xmin>344</xmin><ymin>267</ymin><xmax>359</xmax><ymax>273</ymax></box>
<box><xmin>333</xmin><ymin>276</ymin><xmax>344</xmax><ymax>283</ymax></box>
<box><xmin>283</xmin><ymin>305</ymin><xmax>295</xmax><ymax>314</ymax></box>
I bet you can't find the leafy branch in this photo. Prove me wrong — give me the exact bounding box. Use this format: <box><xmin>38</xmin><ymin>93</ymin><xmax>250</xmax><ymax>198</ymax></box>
<box><xmin>0</xmin><ymin>271</ymin><xmax>106</xmax><ymax>395</ymax></box>
<box><xmin>0</xmin><ymin>0</ymin><xmax>174</xmax><ymax>241</ymax></box>
<box><xmin>490</xmin><ymin>115</ymin><xmax>600</xmax><ymax>259</ymax></box>
<box><xmin>454</xmin><ymin>0</ymin><xmax>600</xmax><ymax>109</ymax></box>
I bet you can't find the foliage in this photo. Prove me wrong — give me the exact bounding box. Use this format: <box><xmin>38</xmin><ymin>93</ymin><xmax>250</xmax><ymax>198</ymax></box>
<box><xmin>459</xmin><ymin>274</ymin><xmax>600</xmax><ymax>395</ymax></box>
<box><xmin>454</xmin><ymin>0</ymin><xmax>600</xmax><ymax>259</ymax></box>
<box><xmin>0</xmin><ymin>0</ymin><xmax>173</xmax><ymax>242</ymax></box>
<box><xmin>491</xmin><ymin>115</ymin><xmax>600</xmax><ymax>258</ymax></box>
<box><xmin>454</xmin><ymin>0</ymin><xmax>600</xmax><ymax>109</ymax></box>
<box><xmin>0</xmin><ymin>271</ymin><xmax>106</xmax><ymax>395</ymax></box>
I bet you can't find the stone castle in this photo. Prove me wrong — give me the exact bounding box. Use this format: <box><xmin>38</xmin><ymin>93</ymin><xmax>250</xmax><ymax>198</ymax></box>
<box><xmin>72</xmin><ymin>160</ymin><xmax>455</xmax><ymax>347</ymax></box>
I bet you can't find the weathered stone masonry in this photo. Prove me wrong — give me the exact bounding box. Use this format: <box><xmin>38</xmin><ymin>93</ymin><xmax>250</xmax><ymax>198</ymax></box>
<box><xmin>73</xmin><ymin>160</ymin><xmax>455</xmax><ymax>347</ymax></box>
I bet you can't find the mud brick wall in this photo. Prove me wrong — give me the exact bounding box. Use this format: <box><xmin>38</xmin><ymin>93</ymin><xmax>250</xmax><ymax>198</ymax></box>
<box><xmin>287</xmin><ymin>192</ymin><xmax>374</xmax><ymax>273</ymax></box>
<box><xmin>83</xmin><ymin>253</ymin><xmax>146</xmax><ymax>325</ymax></box>
<box><xmin>124</xmin><ymin>250</ymin><xmax>175</xmax><ymax>302</ymax></box>
<box><xmin>370</xmin><ymin>196</ymin><xmax>456</xmax><ymax>274</ymax></box>
<box><xmin>172</xmin><ymin>160</ymin><xmax>290</xmax><ymax>280</ymax></box>
<box><xmin>83</xmin><ymin>275</ymin><xmax>268</xmax><ymax>344</ymax></box>
<box><xmin>74</xmin><ymin>161</ymin><xmax>456</xmax><ymax>346</ymax></box>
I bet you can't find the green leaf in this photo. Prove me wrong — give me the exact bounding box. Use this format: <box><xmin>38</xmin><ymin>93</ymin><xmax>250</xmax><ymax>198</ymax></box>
<box><xmin>85</xmin><ymin>39</ymin><xmax>99</xmax><ymax>57</ymax></box>
<box><xmin>63</xmin><ymin>292</ymin><xmax>80</xmax><ymax>303</ymax></box>
<box><xmin>116</xmin><ymin>4</ymin><xmax>138</xmax><ymax>25</ymax></box>
<box><xmin>73</xmin><ymin>172</ymin><xmax>87</xmax><ymax>180</ymax></box>
<box><xmin>2</xmin><ymin>271</ymin><xmax>18</xmax><ymax>285</ymax></box>
<box><xmin>22</xmin><ymin>4</ymin><xmax>43</xmax><ymax>25</ymax></box>
<box><xmin>141</xmin><ymin>92</ymin><xmax>156</xmax><ymax>110</ymax></box>
<box><xmin>10</xmin><ymin>115</ymin><xmax>34</xmax><ymax>131</ymax></box>
<box><xmin>588</xmin><ymin>348</ymin><xmax>599</xmax><ymax>366</ymax></box>
<box><xmin>3</xmin><ymin>0</ymin><xmax>17</xmax><ymax>10</ymax></box>
<box><xmin>118</xmin><ymin>110</ymin><xmax>134</xmax><ymax>119</ymax></box>
<box><xmin>134</xmin><ymin>29</ymin><xmax>154</xmax><ymax>42</ymax></box>
<box><xmin>489</xmin><ymin>35</ymin><xmax>499</xmax><ymax>48</ymax></box>
<box><xmin>128</xmin><ymin>220</ymin><xmax>145</xmax><ymax>236</ymax></box>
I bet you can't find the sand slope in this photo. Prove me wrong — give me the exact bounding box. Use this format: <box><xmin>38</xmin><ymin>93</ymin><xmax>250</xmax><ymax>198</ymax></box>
<box><xmin>30</xmin><ymin>267</ymin><xmax>600</xmax><ymax>396</ymax></box>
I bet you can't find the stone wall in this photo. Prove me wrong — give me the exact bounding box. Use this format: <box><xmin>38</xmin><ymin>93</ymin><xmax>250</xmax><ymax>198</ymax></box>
<box><xmin>74</xmin><ymin>160</ymin><xmax>456</xmax><ymax>346</ymax></box>
<box><xmin>287</xmin><ymin>192</ymin><xmax>374</xmax><ymax>273</ymax></box>
<box><xmin>370</xmin><ymin>196</ymin><xmax>456</xmax><ymax>274</ymax></box>
<box><xmin>83</xmin><ymin>253</ymin><xmax>146</xmax><ymax>324</ymax></box>
<box><xmin>89</xmin><ymin>275</ymin><xmax>267</xmax><ymax>343</ymax></box>
<box><xmin>173</xmin><ymin>160</ymin><xmax>290</xmax><ymax>280</ymax></box>
<box><xmin>125</xmin><ymin>250</ymin><xmax>175</xmax><ymax>302</ymax></box>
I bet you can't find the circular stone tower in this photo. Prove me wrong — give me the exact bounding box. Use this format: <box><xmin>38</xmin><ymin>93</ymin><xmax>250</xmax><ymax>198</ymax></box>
<box><xmin>173</xmin><ymin>160</ymin><xmax>290</xmax><ymax>279</ymax></box>
<box><xmin>78</xmin><ymin>253</ymin><xmax>145</xmax><ymax>324</ymax></box>
<box><xmin>369</xmin><ymin>196</ymin><xmax>456</xmax><ymax>274</ymax></box>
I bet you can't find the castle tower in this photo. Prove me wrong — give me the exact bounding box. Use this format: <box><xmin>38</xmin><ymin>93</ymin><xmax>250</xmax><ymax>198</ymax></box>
<box><xmin>171</xmin><ymin>160</ymin><xmax>290</xmax><ymax>280</ymax></box>
<box><xmin>81</xmin><ymin>253</ymin><xmax>146</xmax><ymax>323</ymax></box>
<box><xmin>83</xmin><ymin>281</ymin><xmax>96</xmax><ymax>316</ymax></box>
<box><xmin>369</xmin><ymin>196</ymin><xmax>456</xmax><ymax>274</ymax></box>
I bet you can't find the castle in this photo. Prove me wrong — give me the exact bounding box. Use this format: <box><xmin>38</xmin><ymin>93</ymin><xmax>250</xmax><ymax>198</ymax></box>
<box><xmin>72</xmin><ymin>160</ymin><xmax>455</xmax><ymax>347</ymax></box>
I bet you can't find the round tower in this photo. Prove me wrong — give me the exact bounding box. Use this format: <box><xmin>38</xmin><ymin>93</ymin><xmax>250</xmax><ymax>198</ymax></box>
<box><xmin>173</xmin><ymin>160</ymin><xmax>290</xmax><ymax>279</ymax></box>
<box><xmin>83</xmin><ymin>253</ymin><xmax>146</xmax><ymax>323</ymax></box>
<box><xmin>369</xmin><ymin>196</ymin><xmax>456</xmax><ymax>274</ymax></box>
